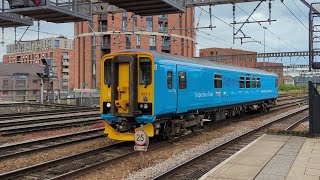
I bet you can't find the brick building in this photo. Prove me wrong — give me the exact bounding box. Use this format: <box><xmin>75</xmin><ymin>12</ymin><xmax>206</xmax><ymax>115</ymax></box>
<box><xmin>0</xmin><ymin>64</ymin><xmax>43</xmax><ymax>101</ymax></box>
<box><xmin>74</xmin><ymin>9</ymin><xmax>195</xmax><ymax>89</ymax></box>
<box><xmin>256</xmin><ymin>62</ymin><xmax>284</xmax><ymax>85</ymax></box>
<box><xmin>3</xmin><ymin>37</ymin><xmax>75</xmax><ymax>93</ymax></box>
<box><xmin>200</xmin><ymin>48</ymin><xmax>258</xmax><ymax>68</ymax></box>
<box><xmin>200</xmin><ymin>48</ymin><xmax>283</xmax><ymax>85</ymax></box>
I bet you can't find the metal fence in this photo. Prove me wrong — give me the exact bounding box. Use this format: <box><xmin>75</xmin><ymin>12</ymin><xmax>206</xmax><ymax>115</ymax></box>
<box><xmin>0</xmin><ymin>90</ymin><xmax>101</xmax><ymax>107</ymax></box>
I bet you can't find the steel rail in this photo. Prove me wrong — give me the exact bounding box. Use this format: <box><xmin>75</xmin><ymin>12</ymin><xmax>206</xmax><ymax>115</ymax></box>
<box><xmin>285</xmin><ymin>115</ymin><xmax>309</xmax><ymax>131</ymax></box>
<box><xmin>153</xmin><ymin>105</ymin><xmax>308</xmax><ymax>180</ymax></box>
<box><xmin>0</xmin><ymin>128</ymin><xmax>105</xmax><ymax>159</ymax></box>
<box><xmin>0</xmin><ymin>117</ymin><xmax>102</xmax><ymax>136</ymax></box>
<box><xmin>0</xmin><ymin>108</ymin><xmax>99</xmax><ymax>120</ymax></box>
<box><xmin>0</xmin><ymin>113</ymin><xmax>100</xmax><ymax>127</ymax></box>
<box><xmin>0</xmin><ymin>99</ymin><xmax>307</xmax><ymax>179</ymax></box>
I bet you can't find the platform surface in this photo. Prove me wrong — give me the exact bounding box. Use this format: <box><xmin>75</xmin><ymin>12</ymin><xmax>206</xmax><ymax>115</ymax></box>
<box><xmin>200</xmin><ymin>134</ymin><xmax>320</xmax><ymax>180</ymax></box>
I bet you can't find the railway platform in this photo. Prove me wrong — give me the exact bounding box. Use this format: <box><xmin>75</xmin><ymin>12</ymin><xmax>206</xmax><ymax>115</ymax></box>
<box><xmin>199</xmin><ymin>134</ymin><xmax>320</xmax><ymax>180</ymax></box>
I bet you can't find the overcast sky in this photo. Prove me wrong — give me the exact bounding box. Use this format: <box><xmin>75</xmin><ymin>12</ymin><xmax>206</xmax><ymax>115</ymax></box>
<box><xmin>0</xmin><ymin>0</ymin><xmax>318</xmax><ymax>65</ymax></box>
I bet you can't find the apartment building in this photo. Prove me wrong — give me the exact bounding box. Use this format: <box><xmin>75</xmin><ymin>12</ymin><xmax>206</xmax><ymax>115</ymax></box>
<box><xmin>3</xmin><ymin>37</ymin><xmax>75</xmax><ymax>93</ymax></box>
<box><xmin>74</xmin><ymin>10</ymin><xmax>195</xmax><ymax>89</ymax></box>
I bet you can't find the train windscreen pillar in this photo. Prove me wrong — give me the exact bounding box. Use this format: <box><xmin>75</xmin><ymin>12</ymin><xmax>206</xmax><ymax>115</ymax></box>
<box><xmin>309</xmin><ymin>81</ymin><xmax>320</xmax><ymax>135</ymax></box>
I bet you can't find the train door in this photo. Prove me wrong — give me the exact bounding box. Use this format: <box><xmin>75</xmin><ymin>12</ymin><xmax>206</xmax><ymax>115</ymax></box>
<box><xmin>165</xmin><ymin>64</ymin><xmax>177</xmax><ymax>112</ymax></box>
<box><xmin>177</xmin><ymin>65</ymin><xmax>188</xmax><ymax>113</ymax></box>
<box><xmin>110</xmin><ymin>55</ymin><xmax>138</xmax><ymax>116</ymax></box>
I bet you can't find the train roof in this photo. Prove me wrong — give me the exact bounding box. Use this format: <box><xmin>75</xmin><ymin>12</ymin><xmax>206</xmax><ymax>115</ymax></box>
<box><xmin>119</xmin><ymin>49</ymin><xmax>278</xmax><ymax>77</ymax></box>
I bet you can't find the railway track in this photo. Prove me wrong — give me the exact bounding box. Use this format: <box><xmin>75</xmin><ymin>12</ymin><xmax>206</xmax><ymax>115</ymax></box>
<box><xmin>285</xmin><ymin>115</ymin><xmax>309</xmax><ymax>131</ymax></box>
<box><xmin>0</xmin><ymin>128</ymin><xmax>105</xmax><ymax>159</ymax></box>
<box><xmin>0</xmin><ymin>116</ymin><xmax>102</xmax><ymax>136</ymax></box>
<box><xmin>153</xmin><ymin>106</ymin><xmax>309</xmax><ymax>180</ymax></box>
<box><xmin>0</xmin><ymin>102</ymin><xmax>308</xmax><ymax>179</ymax></box>
<box><xmin>0</xmin><ymin>107</ymin><xmax>99</xmax><ymax>121</ymax></box>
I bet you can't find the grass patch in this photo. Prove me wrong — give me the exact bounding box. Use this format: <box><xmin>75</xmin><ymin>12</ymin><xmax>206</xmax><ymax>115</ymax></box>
<box><xmin>279</xmin><ymin>85</ymin><xmax>307</xmax><ymax>94</ymax></box>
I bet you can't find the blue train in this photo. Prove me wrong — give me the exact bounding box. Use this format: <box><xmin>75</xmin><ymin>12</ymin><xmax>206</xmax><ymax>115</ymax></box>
<box><xmin>100</xmin><ymin>49</ymin><xmax>278</xmax><ymax>141</ymax></box>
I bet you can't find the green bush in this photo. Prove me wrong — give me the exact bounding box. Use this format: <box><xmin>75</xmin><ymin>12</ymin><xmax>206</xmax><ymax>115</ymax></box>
<box><xmin>279</xmin><ymin>85</ymin><xmax>307</xmax><ymax>93</ymax></box>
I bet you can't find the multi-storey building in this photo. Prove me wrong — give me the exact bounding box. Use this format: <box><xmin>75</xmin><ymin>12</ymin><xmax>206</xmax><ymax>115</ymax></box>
<box><xmin>6</xmin><ymin>36</ymin><xmax>73</xmax><ymax>54</ymax></box>
<box><xmin>0</xmin><ymin>63</ymin><xmax>43</xmax><ymax>101</ymax></box>
<box><xmin>200</xmin><ymin>48</ymin><xmax>258</xmax><ymax>68</ymax></box>
<box><xmin>200</xmin><ymin>48</ymin><xmax>283</xmax><ymax>85</ymax></box>
<box><xmin>74</xmin><ymin>10</ymin><xmax>195</xmax><ymax>89</ymax></box>
<box><xmin>3</xmin><ymin>37</ymin><xmax>75</xmax><ymax>93</ymax></box>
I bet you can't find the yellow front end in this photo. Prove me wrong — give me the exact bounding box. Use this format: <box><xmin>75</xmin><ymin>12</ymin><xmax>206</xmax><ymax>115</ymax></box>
<box><xmin>100</xmin><ymin>51</ymin><xmax>155</xmax><ymax>141</ymax></box>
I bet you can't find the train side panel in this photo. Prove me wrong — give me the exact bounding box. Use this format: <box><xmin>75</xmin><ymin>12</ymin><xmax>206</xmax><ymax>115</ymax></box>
<box><xmin>153</xmin><ymin>58</ymin><xmax>278</xmax><ymax>116</ymax></box>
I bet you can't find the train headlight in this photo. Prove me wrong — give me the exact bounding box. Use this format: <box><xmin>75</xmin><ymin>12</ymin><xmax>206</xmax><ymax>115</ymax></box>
<box><xmin>106</xmin><ymin>102</ymin><xmax>111</xmax><ymax>108</ymax></box>
<box><xmin>144</xmin><ymin>104</ymin><xmax>148</xmax><ymax>109</ymax></box>
<box><xmin>140</xmin><ymin>104</ymin><xmax>144</xmax><ymax>109</ymax></box>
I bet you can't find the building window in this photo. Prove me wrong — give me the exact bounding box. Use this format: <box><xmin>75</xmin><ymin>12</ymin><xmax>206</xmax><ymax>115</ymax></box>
<box><xmin>150</xmin><ymin>35</ymin><xmax>156</xmax><ymax>48</ymax></box>
<box><xmin>2</xmin><ymin>91</ymin><xmax>8</xmax><ymax>95</ymax></box>
<box><xmin>126</xmin><ymin>35</ymin><xmax>131</xmax><ymax>49</ymax></box>
<box><xmin>17</xmin><ymin>90</ymin><xmax>26</xmax><ymax>96</ymax></box>
<box><xmin>139</xmin><ymin>57</ymin><xmax>152</xmax><ymax>85</ymax></box>
<box><xmin>133</xmin><ymin>16</ymin><xmax>137</xmax><ymax>32</ymax></box>
<box><xmin>15</xmin><ymin>79</ymin><xmax>26</xmax><ymax>88</ymax></box>
<box><xmin>64</xmin><ymin>41</ymin><xmax>67</xmax><ymax>48</ymax></box>
<box><xmin>146</xmin><ymin>16</ymin><xmax>153</xmax><ymax>32</ymax></box>
<box><xmin>54</xmin><ymin>40</ymin><xmax>59</xmax><ymax>48</ymax></box>
<box><xmin>214</xmin><ymin>74</ymin><xmax>222</xmax><ymax>88</ymax></box>
<box><xmin>33</xmin><ymin>90</ymin><xmax>37</xmax><ymax>95</ymax></box>
<box><xmin>240</xmin><ymin>76</ymin><xmax>245</xmax><ymax>88</ymax></box>
<box><xmin>257</xmin><ymin>78</ymin><xmax>261</xmax><ymax>88</ymax></box>
<box><xmin>179</xmin><ymin>72</ymin><xmax>187</xmax><ymax>89</ymax></box>
<box><xmin>50</xmin><ymin>52</ymin><xmax>53</xmax><ymax>58</ymax></box>
<box><xmin>122</xmin><ymin>12</ymin><xmax>127</xmax><ymax>32</ymax></box>
<box><xmin>101</xmin><ymin>20</ymin><xmax>108</xmax><ymax>32</ymax></box>
<box><xmin>62</xmin><ymin>52</ymin><xmax>68</xmax><ymax>57</ymax></box>
<box><xmin>48</xmin><ymin>40</ymin><xmax>51</xmax><ymax>48</ymax></box>
<box><xmin>136</xmin><ymin>34</ymin><xmax>141</xmax><ymax>47</ymax></box>
<box><xmin>3</xmin><ymin>80</ymin><xmax>8</xmax><ymax>87</ymax></box>
<box><xmin>122</xmin><ymin>19</ymin><xmax>127</xmax><ymax>32</ymax></box>
<box><xmin>167</xmin><ymin>71</ymin><xmax>173</xmax><ymax>89</ymax></box>
<box><xmin>33</xmin><ymin>79</ymin><xmax>37</xmax><ymax>84</ymax></box>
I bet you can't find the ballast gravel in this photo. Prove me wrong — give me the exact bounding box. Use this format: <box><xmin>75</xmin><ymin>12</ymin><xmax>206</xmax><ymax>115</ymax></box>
<box><xmin>77</xmin><ymin>105</ymin><xmax>305</xmax><ymax>180</ymax></box>
<box><xmin>127</xmin><ymin>105</ymin><xmax>308</xmax><ymax>180</ymax></box>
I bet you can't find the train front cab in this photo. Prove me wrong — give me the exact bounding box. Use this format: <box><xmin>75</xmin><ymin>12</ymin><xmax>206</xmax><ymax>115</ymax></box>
<box><xmin>100</xmin><ymin>52</ymin><xmax>155</xmax><ymax>141</ymax></box>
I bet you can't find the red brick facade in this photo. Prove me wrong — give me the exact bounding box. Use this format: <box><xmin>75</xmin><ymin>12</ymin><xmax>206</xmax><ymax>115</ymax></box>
<box><xmin>3</xmin><ymin>49</ymin><xmax>75</xmax><ymax>91</ymax></box>
<box><xmin>74</xmin><ymin>9</ymin><xmax>195</xmax><ymax>89</ymax></box>
<box><xmin>200</xmin><ymin>48</ymin><xmax>283</xmax><ymax>85</ymax></box>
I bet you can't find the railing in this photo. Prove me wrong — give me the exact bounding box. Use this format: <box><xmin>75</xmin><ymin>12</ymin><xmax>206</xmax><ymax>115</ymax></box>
<box><xmin>158</xmin><ymin>27</ymin><xmax>168</xmax><ymax>33</ymax></box>
<box><xmin>162</xmin><ymin>41</ymin><xmax>170</xmax><ymax>47</ymax></box>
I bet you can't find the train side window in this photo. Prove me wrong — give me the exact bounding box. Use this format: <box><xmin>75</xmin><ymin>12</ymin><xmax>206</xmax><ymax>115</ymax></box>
<box><xmin>139</xmin><ymin>57</ymin><xmax>152</xmax><ymax>85</ymax></box>
<box><xmin>257</xmin><ymin>78</ymin><xmax>261</xmax><ymax>88</ymax></box>
<box><xmin>167</xmin><ymin>71</ymin><xmax>173</xmax><ymax>89</ymax></box>
<box><xmin>179</xmin><ymin>72</ymin><xmax>187</xmax><ymax>89</ymax></box>
<box><xmin>240</xmin><ymin>76</ymin><xmax>245</xmax><ymax>88</ymax></box>
<box><xmin>252</xmin><ymin>78</ymin><xmax>257</xmax><ymax>88</ymax></box>
<box><xmin>104</xmin><ymin>59</ymin><xmax>111</xmax><ymax>86</ymax></box>
<box><xmin>214</xmin><ymin>74</ymin><xmax>222</xmax><ymax>88</ymax></box>
<box><xmin>275</xmin><ymin>79</ymin><xmax>278</xmax><ymax>87</ymax></box>
<box><xmin>246</xmin><ymin>75</ymin><xmax>251</xmax><ymax>88</ymax></box>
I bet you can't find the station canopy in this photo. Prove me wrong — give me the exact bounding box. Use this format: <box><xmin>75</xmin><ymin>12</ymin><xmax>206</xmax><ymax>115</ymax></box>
<box><xmin>6</xmin><ymin>0</ymin><xmax>92</xmax><ymax>23</ymax></box>
<box><xmin>104</xmin><ymin>0</ymin><xmax>186</xmax><ymax>16</ymax></box>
